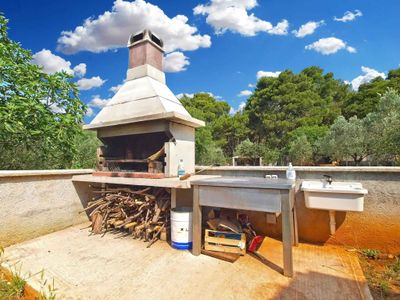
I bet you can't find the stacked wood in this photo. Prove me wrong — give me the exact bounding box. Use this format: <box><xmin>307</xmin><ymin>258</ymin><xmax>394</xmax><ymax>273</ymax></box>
<box><xmin>82</xmin><ymin>186</ymin><xmax>170</xmax><ymax>248</ymax></box>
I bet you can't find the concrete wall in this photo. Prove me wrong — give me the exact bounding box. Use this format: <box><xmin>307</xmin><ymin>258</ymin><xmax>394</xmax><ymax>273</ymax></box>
<box><xmin>1</xmin><ymin>167</ymin><xmax>399</xmax><ymax>254</ymax></box>
<box><xmin>0</xmin><ymin>170</ymin><xmax>92</xmax><ymax>247</ymax></box>
<box><xmin>196</xmin><ymin>166</ymin><xmax>400</xmax><ymax>254</ymax></box>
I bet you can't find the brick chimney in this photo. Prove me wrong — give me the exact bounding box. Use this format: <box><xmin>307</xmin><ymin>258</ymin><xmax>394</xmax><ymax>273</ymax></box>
<box><xmin>126</xmin><ymin>30</ymin><xmax>165</xmax><ymax>83</ymax></box>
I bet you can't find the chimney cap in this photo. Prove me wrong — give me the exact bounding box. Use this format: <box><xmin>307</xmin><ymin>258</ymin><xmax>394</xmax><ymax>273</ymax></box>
<box><xmin>127</xmin><ymin>29</ymin><xmax>164</xmax><ymax>50</ymax></box>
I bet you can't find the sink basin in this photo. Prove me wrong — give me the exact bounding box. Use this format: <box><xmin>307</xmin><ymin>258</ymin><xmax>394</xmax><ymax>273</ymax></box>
<box><xmin>301</xmin><ymin>181</ymin><xmax>367</xmax><ymax>212</ymax></box>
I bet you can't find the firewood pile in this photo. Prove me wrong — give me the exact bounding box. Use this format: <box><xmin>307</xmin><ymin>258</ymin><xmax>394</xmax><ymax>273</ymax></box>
<box><xmin>82</xmin><ymin>186</ymin><xmax>171</xmax><ymax>248</ymax></box>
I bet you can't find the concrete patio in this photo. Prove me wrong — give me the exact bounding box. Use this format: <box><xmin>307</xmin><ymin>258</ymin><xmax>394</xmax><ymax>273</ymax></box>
<box><xmin>3</xmin><ymin>224</ymin><xmax>372</xmax><ymax>300</ymax></box>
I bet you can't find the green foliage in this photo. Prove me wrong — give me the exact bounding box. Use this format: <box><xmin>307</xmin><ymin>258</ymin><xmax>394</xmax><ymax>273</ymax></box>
<box><xmin>71</xmin><ymin>131</ymin><xmax>102</xmax><ymax>169</ymax></box>
<box><xmin>361</xmin><ymin>249</ymin><xmax>380</xmax><ymax>259</ymax></box>
<box><xmin>0</xmin><ymin>273</ymin><xmax>26</xmax><ymax>299</ymax></box>
<box><xmin>319</xmin><ymin>116</ymin><xmax>371</xmax><ymax>164</ymax></box>
<box><xmin>235</xmin><ymin>139</ymin><xmax>260</xmax><ymax>159</ymax></box>
<box><xmin>287</xmin><ymin>125</ymin><xmax>329</xmax><ymax>163</ymax></box>
<box><xmin>247</xmin><ymin>67</ymin><xmax>349</xmax><ymax>149</ymax></box>
<box><xmin>234</xmin><ymin>139</ymin><xmax>279</xmax><ymax>165</ymax></box>
<box><xmin>212</xmin><ymin>113</ymin><xmax>249</xmax><ymax>157</ymax></box>
<box><xmin>181</xmin><ymin>93</ymin><xmax>240</xmax><ymax>165</ymax></box>
<box><xmin>288</xmin><ymin>135</ymin><xmax>313</xmax><ymax>165</ymax></box>
<box><xmin>365</xmin><ymin>89</ymin><xmax>400</xmax><ymax>164</ymax></box>
<box><xmin>343</xmin><ymin>67</ymin><xmax>400</xmax><ymax>119</ymax></box>
<box><xmin>0</xmin><ymin>14</ymin><xmax>86</xmax><ymax>170</ymax></box>
<box><xmin>180</xmin><ymin>93</ymin><xmax>230</xmax><ymax>123</ymax></box>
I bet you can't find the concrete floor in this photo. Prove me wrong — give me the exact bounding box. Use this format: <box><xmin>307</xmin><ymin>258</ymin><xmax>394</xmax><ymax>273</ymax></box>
<box><xmin>4</xmin><ymin>224</ymin><xmax>372</xmax><ymax>300</ymax></box>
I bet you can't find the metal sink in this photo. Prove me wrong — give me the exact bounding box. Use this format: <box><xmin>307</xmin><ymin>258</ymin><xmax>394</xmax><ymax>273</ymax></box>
<box><xmin>301</xmin><ymin>180</ymin><xmax>367</xmax><ymax>212</ymax></box>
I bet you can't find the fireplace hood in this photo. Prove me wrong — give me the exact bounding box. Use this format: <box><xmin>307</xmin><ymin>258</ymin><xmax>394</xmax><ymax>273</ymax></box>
<box><xmin>84</xmin><ymin>30</ymin><xmax>204</xmax><ymax>131</ymax></box>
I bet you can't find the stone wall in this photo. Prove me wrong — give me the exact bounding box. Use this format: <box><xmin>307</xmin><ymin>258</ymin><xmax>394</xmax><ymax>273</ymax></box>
<box><xmin>196</xmin><ymin>166</ymin><xmax>400</xmax><ymax>254</ymax></box>
<box><xmin>0</xmin><ymin>170</ymin><xmax>92</xmax><ymax>247</ymax></box>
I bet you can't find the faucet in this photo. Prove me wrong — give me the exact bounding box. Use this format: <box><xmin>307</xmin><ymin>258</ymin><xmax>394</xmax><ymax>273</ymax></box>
<box><xmin>323</xmin><ymin>175</ymin><xmax>333</xmax><ymax>186</ymax></box>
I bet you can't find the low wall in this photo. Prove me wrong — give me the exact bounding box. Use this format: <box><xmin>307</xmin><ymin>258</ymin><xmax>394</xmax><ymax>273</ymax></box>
<box><xmin>1</xmin><ymin>167</ymin><xmax>399</xmax><ymax>254</ymax></box>
<box><xmin>196</xmin><ymin>166</ymin><xmax>400</xmax><ymax>254</ymax></box>
<box><xmin>0</xmin><ymin>170</ymin><xmax>92</xmax><ymax>247</ymax></box>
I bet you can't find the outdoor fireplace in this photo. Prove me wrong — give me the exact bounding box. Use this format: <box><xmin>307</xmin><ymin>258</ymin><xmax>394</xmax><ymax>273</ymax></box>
<box><xmin>84</xmin><ymin>30</ymin><xmax>204</xmax><ymax>178</ymax></box>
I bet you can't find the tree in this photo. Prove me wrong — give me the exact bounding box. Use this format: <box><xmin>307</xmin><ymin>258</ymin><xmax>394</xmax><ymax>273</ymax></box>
<box><xmin>0</xmin><ymin>14</ymin><xmax>86</xmax><ymax>169</ymax></box>
<box><xmin>365</xmin><ymin>89</ymin><xmax>400</xmax><ymax>164</ymax></box>
<box><xmin>211</xmin><ymin>112</ymin><xmax>249</xmax><ymax>157</ymax></box>
<box><xmin>181</xmin><ymin>92</ymin><xmax>240</xmax><ymax>164</ymax></box>
<box><xmin>287</xmin><ymin>125</ymin><xmax>329</xmax><ymax>163</ymax></box>
<box><xmin>288</xmin><ymin>135</ymin><xmax>313</xmax><ymax>165</ymax></box>
<box><xmin>234</xmin><ymin>138</ymin><xmax>279</xmax><ymax>165</ymax></box>
<box><xmin>320</xmin><ymin>116</ymin><xmax>371</xmax><ymax>165</ymax></box>
<box><xmin>180</xmin><ymin>93</ymin><xmax>230</xmax><ymax>123</ymax></box>
<box><xmin>246</xmin><ymin>67</ymin><xmax>349</xmax><ymax>149</ymax></box>
<box><xmin>343</xmin><ymin>68</ymin><xmax>400</xmax><ymax>119</ymax></box>
<box><xmin>71</xmin><ymin>131</ymin><xmax>102</xmax><ymax>169</ymax></box>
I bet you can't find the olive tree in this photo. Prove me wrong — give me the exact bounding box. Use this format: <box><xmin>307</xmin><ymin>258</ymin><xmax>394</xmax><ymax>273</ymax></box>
<box><xmin>319</xmin><ymin>116</ymin><xmax>371</xmax><ymax>165</ymax></box>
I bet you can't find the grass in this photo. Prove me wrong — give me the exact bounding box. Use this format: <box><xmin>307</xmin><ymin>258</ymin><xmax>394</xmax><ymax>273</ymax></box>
<box><xmin>0</xmin><ymin>246</ymin><xmax>57</xmax><ymax>300</ymax></box>
<box><xmin>358</xmin><ymin>249</ymin><xmax>400</xmax><ymax>299</ymax></box>
<box><xmin>0</xmin><ymin>272</ymin><xmax>26</xmax><ymax>300</ymax></box>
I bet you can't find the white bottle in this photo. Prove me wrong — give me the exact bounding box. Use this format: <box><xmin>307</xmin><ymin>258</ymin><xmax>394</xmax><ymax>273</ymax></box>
<box><xmin>286</xmin><ymin>162</ymin><xmax>296</xmax><ymax>180</ymax></box>
<box><xmin>178</xmin><ymin>159</ymin><xmax>185</xmax><ymax>176</ymax></box>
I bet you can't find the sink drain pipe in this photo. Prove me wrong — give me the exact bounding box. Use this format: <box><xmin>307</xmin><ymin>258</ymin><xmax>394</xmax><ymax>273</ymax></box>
<box><xmin>329</xmin><ymin>210</ymin><xmax>336</xmax><ymax>235</ymax></box>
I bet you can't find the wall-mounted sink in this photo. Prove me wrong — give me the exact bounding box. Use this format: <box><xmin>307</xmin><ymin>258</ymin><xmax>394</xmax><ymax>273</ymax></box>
<box><xmin>301</xmin><ymin>180</ymin><xmax>368</xmax><ymax>235</ymax></box>
<box><xmin>301</xmin><ymin>180</ymin><xmax>367</xmax><ymax>212</ymax></box>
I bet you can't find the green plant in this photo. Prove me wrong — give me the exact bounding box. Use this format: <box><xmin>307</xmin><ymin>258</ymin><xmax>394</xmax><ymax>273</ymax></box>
<box><xmin>37</xmin><ymin>270</ymin><xmax>58</xmax><ymax>300</ymax></box>
<box><xmin>0</xmin><ymin>14</ymin><xmax>86</xmax><ymax>170</ymax></box>
<box><xmin>392</xmin><ymin>257</ymin><xmax>400</xmax><ymax>273</ymax></box>
<box><xmin>0</xmin><ymin>247</ymin><xmax>57</xmax><ymax>299</ymax></box>
<box><xmin>378</xmin><ymin>280</ymin><xmax>390</xmax><ymax>297</ymax></box>
<box><xmin>361</xmin><ymin>249</ymin><xmax>380</xmax><ymax>259</ymax></box>
<box><xmin>0</xmin><ymin>249</ymin><xmax>27</xmax><ymax>300</ymax></box>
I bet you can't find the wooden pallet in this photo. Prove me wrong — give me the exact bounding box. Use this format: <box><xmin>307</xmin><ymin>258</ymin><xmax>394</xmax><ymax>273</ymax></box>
<box><xmin>204</xmin><ymin>229</ymin><xmax>246</xmax><ymax>255</ymax></box>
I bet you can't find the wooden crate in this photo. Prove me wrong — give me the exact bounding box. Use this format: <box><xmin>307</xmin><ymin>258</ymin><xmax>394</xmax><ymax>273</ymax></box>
<box><xmin>204</xmin><ymin>229</ymin><xmax>246</xmax><ymax>255</ymax></box>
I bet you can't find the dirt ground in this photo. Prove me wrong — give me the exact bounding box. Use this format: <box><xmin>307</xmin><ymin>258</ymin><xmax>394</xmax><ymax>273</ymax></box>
<box><xmin>358</xmin><ymin>252</ymin><xmax>400</xmax><ymax>299</ymax></box>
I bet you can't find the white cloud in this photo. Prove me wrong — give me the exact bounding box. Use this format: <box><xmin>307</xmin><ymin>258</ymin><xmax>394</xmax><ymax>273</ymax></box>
<box><xmin>109</xmin><ymin>84</ymin><xmax>122</xmax><ymax>93</ymax></box>
<box><xmin>194</xmin><ymin>0</ymin><xmax>288</xmax><ymax>36</ymax></box>
<box><xmin>57</xmin><ymin>0</ymin><xmax>211</xmax><ymax>54</ymax></box>
<box><xmin>292</xmin><ymin>20</ymin><xmax>324</xmax><ymax>38</ymax></box>
<box><xmin>176</xmin><ymin>93</ymin><xmax>194</xmax><ymax>99</ymax></box>
<box><xmin>248</xmin><ymin>83</ymin><xmax>255</xmax><ymax>88</ymax></box>
<box><xmin>229</xmin><ymin>101</ymin><xmax>246</xmax><ymax>115</ymax></box>
<box><xmin>305</xmin><ymin>37</ymin><xmax>356</xmax><ymax>55</ymax></box>
<box><xmin>350</xmin><ymin>66</ymin><xmax>386</xmax><ymax>90</ymax></box>
<box><xmin>268</xmin><ymin>19</ymin><xmax>289</xmax><ymax>35</ymax></box>
<box><xmin>88</xmin><ymin>95</ymin><xmax>111</xmax><ymax>108</ymax></box>
<box><xmin>238</xmin><ymin>90</ymin><xmax>252</xmax><ymax>97</ymax></box>
<box><xmin>76</xmin><ymin>76</ymin><xmax>106</xmax><ymax>90</ymax></box>
<box><xmin>334</xmin><ymin>10</ymin><xmax>363</xmax><ymax>23</ymax></box>
<box><xmin>32</xmin><ymin>49</ymin><xmax>74</xmax><ymax>75</ymax></box>
<box><xmin>256</xmin><ymin>70</ymin><xmax>281</xmax><ymax>79</ymax></box>
<box><xmin>85</xmin><ymin>106</ymin><xmax>94</xmax><ymax>117</ymax></box>
<box><xmin>176</xmin><ymin>92</ymin><xmax>222</xmax><ymax>100</ymax></box>
<box><xmin>163</xmin><ymin>52</ymin><xmax>190</xmax><ymax>72</ymax></box>
<box><xmin>346</xmin><ymin>46</ymin><xmax>357</xmax><ymax>53</ymax></box>
<box><xmin>73</xmin><ymin>63</ymin><xmax>87</xmax><ymax>77</ymax></box>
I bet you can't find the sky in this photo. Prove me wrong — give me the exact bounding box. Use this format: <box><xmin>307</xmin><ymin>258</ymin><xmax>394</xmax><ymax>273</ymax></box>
<box><xmin>1</xmin><ymin>0</ymin><xmax>399</xmax><ymax>121</ymax></box>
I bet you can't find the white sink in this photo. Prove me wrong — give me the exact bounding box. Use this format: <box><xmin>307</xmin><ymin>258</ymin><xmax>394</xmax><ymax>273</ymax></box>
<box><xmin>301</xmin><ymin>181</ymin><xmax>367</xmax><ymax>212</ymax></box>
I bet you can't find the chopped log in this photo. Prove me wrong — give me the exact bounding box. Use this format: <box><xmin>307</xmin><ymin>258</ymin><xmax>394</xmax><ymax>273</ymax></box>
<box><xmin>147</xmin><ymin>146</ymin><xmax>165</xmax><ymax>161</ymax></box>
<box><xmin>87</xmin><ymin>186</ymin><xmax>171</xmax><ymax>248</ymax></box>
<box><xmin>124</xmin><ymin>222</ymin><xmax>137</xmax><ymax>230</ymax></box>
<box><xmin>92</xmin><ymin>212</ymin><xmax>103</xmax><ymax>234</ymax></box>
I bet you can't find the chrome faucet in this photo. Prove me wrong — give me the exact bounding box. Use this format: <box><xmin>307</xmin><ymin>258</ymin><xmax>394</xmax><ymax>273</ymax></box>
<box><xmin>323</xmin><ymin>175</ymin><xmax>333</xmax><ymax>186</ymax></box>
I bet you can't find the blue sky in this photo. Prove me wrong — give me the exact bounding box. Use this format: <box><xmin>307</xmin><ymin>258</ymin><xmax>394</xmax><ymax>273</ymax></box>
<box><xmin>2</xmin><ymin>0</ymin><xmax>399</xmax><ymax>121</ymax></box>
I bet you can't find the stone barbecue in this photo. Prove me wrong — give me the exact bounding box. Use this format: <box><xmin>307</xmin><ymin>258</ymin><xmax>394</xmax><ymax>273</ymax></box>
<box><xmin>84</xmin><ymin>30</ymin><xmax>204</xmax><ymax>178</ymax></box>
